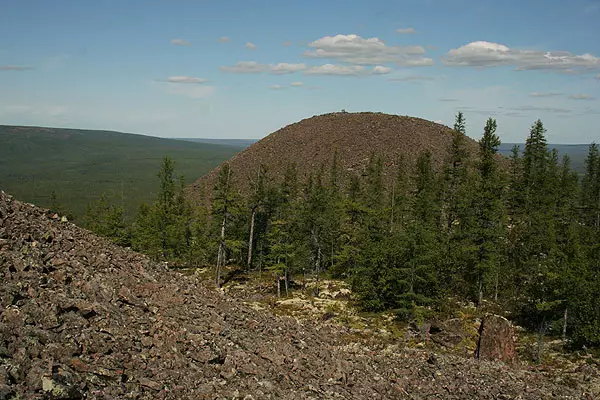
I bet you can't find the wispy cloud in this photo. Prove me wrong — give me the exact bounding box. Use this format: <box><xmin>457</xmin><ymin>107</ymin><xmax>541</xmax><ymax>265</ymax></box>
<box><xmin>220</xmin><ymin>61</ymin><xmax>307</xmax><ymax>74</ymax></box>
<box><xmin>0</xmin><ymin>65</ymin><xmax>34</xmax><ymax>71</ymax></box>
<box><xmin>439</xmin><ymin>98</ymin><xmax>458</xmax><ymax>102</ymax></box>
<box><xmin>268</xmin><ymin>85</ymin><xmax>286</xmax><ymax>90</ymax></box>
<box><xmin>290</xmin><ymin>81</ymin><xmax>304</xmax><ymax>87</ymax></box>
<box><xmin>304</xmin><ymin>64</ymin><xmax>366</xmax><ymax>75</ymax></box>
<box><xmin>270</xmin><ymin>63</ymin><xmax>307</xmax><ymax>74</ymax></box>
<box><xmin>502</xmin><ymin>105</ymin><xmax>573</xmax><ymax>114</ymax></box>
<box><xmin>396</xmin><ymin>27</ymin><xmax>416</xmax><ymax>34</ymax></box>
<box><xmin>304</xmin><ymin>34</ymin><xmax>433</xmax><ymax>67</ymax></box>
<box><xmin>388</xmin><ymin>75</ymin><xmax>435</xmax><ymax>81</ymax></box>
<box><xmin>170</xmin><ymin>38</ymin><xmax>191</xmax><ymax>46</ymax></box>
<box><xmin>245</xmin><ymin>42</ymin><xmax>257</xmax><ymax>50</ymax></box>
<box><xmin>529</xmin><ymin>92</ymin><xmax>563</xmax><ymax>97</ymax></box>
<box><xmin>568</xmin><ymin>93</ymin><xmax>596</xmax><ymax>100</ymax></box>
<box><xmin>220</xmin><ymin>61</ymin><xmax>268</xmax><ymax>73</ymax></box>
<box><xmin>2</xmin><ymin>104</ymin><xmax>67</xmax><ymax>117</ymax></box>
<box><xmin>444</xmin><ymin>41</ymin><xmax>600</xmax><ymax>73</ymax></box>
<box><xmin>218</xmin><ymin>36</ymin><xmax>230</xmax><ymax>43</ymax></box>
<box><xmin>161</xmin><ymin>76</ymin><xmax>207</xmax><ymax>84</ymax></box>
<box><xmin>165</xmin><ymin>85</ymin><xmax>215</xmax><ymax>98</ymax></box>
<box><xmin>303</xmin><ymin>64</ymin><xmax>393</xmax><ymax>76</ymax></box>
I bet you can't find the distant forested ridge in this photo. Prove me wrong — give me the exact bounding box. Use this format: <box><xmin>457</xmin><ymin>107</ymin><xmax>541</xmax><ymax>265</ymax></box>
<box><xmin>0</xmin><ymin>125</ymin><xmax>242</xmax><ymax>220</ymax></box>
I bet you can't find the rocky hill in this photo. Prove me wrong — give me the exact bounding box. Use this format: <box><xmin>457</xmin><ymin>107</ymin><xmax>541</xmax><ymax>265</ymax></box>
<box><xmin>189</xmin><ymin>112</ymin><xmax>479</xmax><ymax>200</ymax></box>
<box><xmin>1</xmin><ymin>190</ymin><xmax>598</xmax><ymax>399</ymax></box>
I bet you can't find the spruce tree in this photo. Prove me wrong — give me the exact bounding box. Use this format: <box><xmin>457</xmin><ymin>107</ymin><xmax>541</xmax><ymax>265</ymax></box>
<box><xmin>473</xmin><ymin>118</ymin><xmax>505</xmax><ymax>304</ymax></box>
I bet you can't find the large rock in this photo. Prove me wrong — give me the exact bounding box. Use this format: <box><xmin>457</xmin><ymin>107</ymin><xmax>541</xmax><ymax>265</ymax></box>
<box><xmin>476</xmin><ymin>315</ymin><xmax>518</xmax><ymax>364</ymax></box>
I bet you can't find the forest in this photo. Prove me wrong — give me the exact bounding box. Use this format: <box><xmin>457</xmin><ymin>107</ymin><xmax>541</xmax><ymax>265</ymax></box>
<box><xmin>79</xmin><ymin>113</ymin><xmax>600</xmax><ymax>349</ymax></box>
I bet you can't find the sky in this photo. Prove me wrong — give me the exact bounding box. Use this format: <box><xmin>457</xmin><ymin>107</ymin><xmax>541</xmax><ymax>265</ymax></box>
<box><xmin>1</xmin><ymin>0</ymin><xmax>599</xmax><ymax>143</ymax></box>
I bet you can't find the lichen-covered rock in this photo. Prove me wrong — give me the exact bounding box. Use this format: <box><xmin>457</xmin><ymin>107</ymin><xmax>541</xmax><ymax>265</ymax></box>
<box><xmin>476</xmin><ymin>314</ymin><xmax>518</xmax><ymax>364</ymax></box>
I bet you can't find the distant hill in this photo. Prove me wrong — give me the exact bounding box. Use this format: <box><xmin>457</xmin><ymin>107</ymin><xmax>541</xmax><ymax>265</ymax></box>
<box><xmin>0</xmin><ymin>125</ymin><xmax>242</xmax><ymax>220</ymax></box>
<box><xmin>498</xmin><ymin>143</ymin><xmax>590</xmax><ymax>174</ymax></box>
<box><xmin>175</xmin><ymin>138</ymin><xmax>258</xmax><ymax>148</ymax></box>
<box><xmin>189</xmin><ymin>112</ymin><xmax>480</xmax><ymax>201</ymax></box>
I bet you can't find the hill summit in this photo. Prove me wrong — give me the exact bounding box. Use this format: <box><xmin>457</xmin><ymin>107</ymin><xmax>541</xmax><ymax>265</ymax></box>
<box><xmin>190</xmin><ymin>112</ymin><xmax>478</xmax><ymax>198</ymax></box>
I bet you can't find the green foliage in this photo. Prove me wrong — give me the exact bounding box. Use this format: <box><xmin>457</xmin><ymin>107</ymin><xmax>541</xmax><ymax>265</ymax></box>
<box><xmin>84</xmin><ymin>193</ymin><xmax>130</xmax><ymax>246</ymax></box>
<box><xmin>132</xmin><ymin>157</ymin><xmax>201</xmax><ymax>264</ymax></box>
<box><xmin>0</xmin><ymin>125</ymin><xmax>240</xmax><ymax>220</ymax></box>
<box><xmin>52</xmin><ymin>116</ymin><xmax>600</xmax><ymax>348</ymax></box>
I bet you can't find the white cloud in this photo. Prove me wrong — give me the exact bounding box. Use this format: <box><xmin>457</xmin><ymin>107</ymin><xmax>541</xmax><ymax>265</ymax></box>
<box><xmin>400</xmin><ymin>57</ymin><xmax>434</xmax><ymax>67</ymax></box>
<box><xmin>444</xmin><ymin>41</ymin><xmax>600</xmax><ymax>73</ymax></box>
<box><xmin>305</xmin><ymin>64</ymin><xmax>366</xmax><ymax>75</ymax></box>
<box><xmin>245</xmin><ymin>42</ymin><xmax>257</xmax><ymax>50</ymax></box>
<box><xmin>530</xmin><ymin>92</ymin><xmax>562</xmax><ymax>97</ymax></box>
<box><xmin>396</xmin><ymin>28</ymin><xmax>416</xmax><ymax>34</ymax></box>
<box><xmin>373</xmin><ymin>65</ymin><xmax>392</xmax><ymax>74</ymax></box>
<box><xmin>163</xmin><ymin>76</ymin><xmax>207</xmax><ymax>84</ymax></box>
<box><xmin>290</xmin><ymin>81</ymin><xmax>304</xmax><ymax>87</ymax></box>
<box><xmin>304</xmin><ymin>34</ymin><xmax>432</xmax><ymax>66</ymax></box>
<box><xmin>218</xmin><ymin>36</ymin><xmax>231</xmax><ymax>43</ymax></box>
<box><xmin>268</xmin><ymin>85</ymin><xmax>286</xmax><ymax>90</ymax></box>
<box><xmin>270</xmin><ymin>63</ymin><xmax>307</xmax><ymax>74</ymax></box>
<box><xmin>221</xmin><ymin>62</ymin><xmax>307</xmax><ymax>74</ymax></box>
<box><xmin>171</xmin><ymin>38</ymin><xmax>191</xmax><ymax>46</ymax></box>
<box><xmin>569</xmin><ymin>93</ymin><xmax>596</xmax><ymax>100</ymax></box>
<box><xmin>0</xmin><ymin>65</ymin><xmax>34</xmax><ymax>71</ymax></box>
<box><xmin>303</xmin><ymin>64</ymin><xmax>396</xmax><ymax>76</ymax></box>
<box><xmin>166</xmin><ymin>85</ymin><xmax>215</xmax><ymax>98</ymax></box>
<box><xmin>220</xmin><ymin>61</ymin><xmax>268</xmax><ymax>73</ymax></box>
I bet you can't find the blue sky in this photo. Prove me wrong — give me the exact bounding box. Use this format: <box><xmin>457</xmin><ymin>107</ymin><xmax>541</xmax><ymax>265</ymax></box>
<box><xmin>1</xmin><ymin>0</ymin><xmax>599</xmax><ymax>143</ymax></box>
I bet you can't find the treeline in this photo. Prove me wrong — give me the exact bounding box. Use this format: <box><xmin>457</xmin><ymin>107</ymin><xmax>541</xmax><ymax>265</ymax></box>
<box><xmin>84</xmin><ymin>113</ymin><xmax>600</xmax><ymax>347</ymax></box>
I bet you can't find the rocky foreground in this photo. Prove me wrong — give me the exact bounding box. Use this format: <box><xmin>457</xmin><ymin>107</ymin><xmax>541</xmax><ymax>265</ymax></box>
<box><xmin>0</xmin><ymin>191</ymin><xmax>598</xmax><ymax>399</ymax></box>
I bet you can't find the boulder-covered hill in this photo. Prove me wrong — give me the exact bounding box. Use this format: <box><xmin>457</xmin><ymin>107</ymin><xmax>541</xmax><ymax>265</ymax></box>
<box><xmin>2</xmin><ymin>191</ymin><xmax>599</xmax><ymax>399</ymax></box>
<box><xmin>189</xmin><ymin>112</ymin><xmax>479</xmax><ymax>200</ymax></box>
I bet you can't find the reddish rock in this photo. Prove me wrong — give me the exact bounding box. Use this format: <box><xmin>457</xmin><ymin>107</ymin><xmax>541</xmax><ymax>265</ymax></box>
<box><xmin>476</xmin><ymin>315</ymin><xmax>518</xmax><ymax>364</ymax></box>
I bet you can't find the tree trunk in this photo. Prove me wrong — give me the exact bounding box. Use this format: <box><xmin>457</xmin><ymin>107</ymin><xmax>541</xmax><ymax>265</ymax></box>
<box><xmin>277</xmin><ymin>276</ymin><xmax>281</xmax><ymax>298</ymax></box>
<box><xmin>258</xmin><ymin>258</ymin><xmax>262</xmax><ymax>288</ymax></box>
<box><xmin>390</xmin><ymin>184</ymin><xmax>395</xmax><ymax>233</ymax></box>
<box><xmin>494</xmin><ymin>272</ymin><xmax>499</xmax><ymax>302</ymax></box>
<box><xmin>478</xmin><ymin>279</ymin><xmax>483</xmax><ymax>306</ymax></box>
<box><xmin>247</xmin><ymin>206</ymin><xmax>256</xmax><ymax>270</ymax></box>
<box><xmin>562</xmin><ymin>307</ymin><xmax>568</xmax><ymax>341</ymax></box>
<box><xmin>284</xmin><ymin>269</ymin><xmax>289</xmax><ymax>297</ymax></box>
<box><xmin>215</xmin><ymin>166</ymin><xmax>231</xmax><ymax>288</ymax></box>
<box><xmin>216</xmin><ymin>214</ymin><xmax>226</xmax><ymax>287</ymax></box>
<box><xmin>315</xmin><ymin>245</ymin><xmax>321</xmax><ymax>298</ymax></box>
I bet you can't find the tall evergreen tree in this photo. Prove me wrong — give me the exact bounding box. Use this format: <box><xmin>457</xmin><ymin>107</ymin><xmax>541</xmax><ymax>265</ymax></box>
<box><xmin>473</xmin><ymin>118</ymin><xmax>505</xmax><ymax>304</ymax></box>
